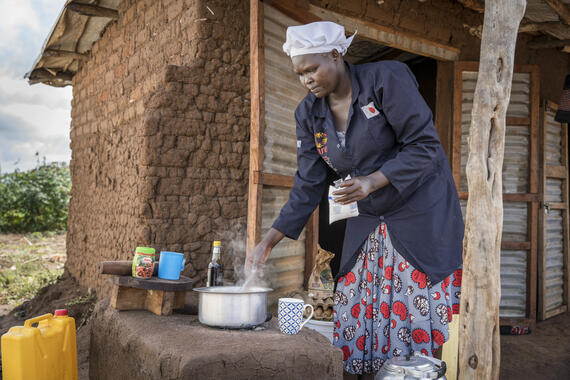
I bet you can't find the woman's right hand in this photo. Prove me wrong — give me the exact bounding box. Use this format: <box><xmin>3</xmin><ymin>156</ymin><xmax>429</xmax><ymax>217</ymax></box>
<box><xmin>245</xmin><ymin>242</ymin><xmax>272</xmax><ymax>276</ymax></box>
<box><xmin>244</xmin><ymin>228</ymin><xmax>285</xmax><ymax>276</ymax></box>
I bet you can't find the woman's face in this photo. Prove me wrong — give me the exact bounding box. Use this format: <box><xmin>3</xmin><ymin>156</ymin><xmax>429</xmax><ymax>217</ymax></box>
<box><xmin>291</xmin><ymin>51</ymin><xmax>341</xmax><ymax>98</ymax></box>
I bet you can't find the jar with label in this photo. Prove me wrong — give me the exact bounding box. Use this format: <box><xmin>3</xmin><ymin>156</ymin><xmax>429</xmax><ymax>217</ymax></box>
<box><xmin>132</xmin><ymin>247</ymin><xmax>155</xmax><ymax>279</ymax></box>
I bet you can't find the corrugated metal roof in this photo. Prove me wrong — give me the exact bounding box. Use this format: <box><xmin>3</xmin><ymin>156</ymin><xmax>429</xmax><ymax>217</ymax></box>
<box><xmin>26</xmin><ymin>0</ymin><xmax>124</xmax><ymax>87</ymax></box>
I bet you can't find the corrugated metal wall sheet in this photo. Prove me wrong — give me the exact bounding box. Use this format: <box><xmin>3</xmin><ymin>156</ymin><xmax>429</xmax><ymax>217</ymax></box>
<box><xmin>543</xmin><ymin>106</ymin><xmax>566</xmax><ymax>314</ymax></box>
<box><xmin>262</xmin><ymin>186</ymin><xmax>306</xmax><ymax>302</ymax></box>
<box><xmin>460</xmin><ymin>71</ymin><xmax>531</xmax><ymax>193</ymax></box>
<box><xmin>503</xmin><ymin>202</ymin><xmax>529</xmax><ymax>243</ymax></box>
<box><xmin>502</xmin><ymin>125</ymin><xmax>530</xmax><ymax>194</ymax></box>
<box><xmin>545</xmin><ymin>115</ymin><xmax>562</xmax><ymax>166</ymax></box>
<box><xmin>460</xmin><ymin>200</ymin><xmax>529</xmax><ymax>317</ymax></box>
<box><xmin>263</xmin><ymin>5</ymin><xmax>305</xmax><ymax>176</ymax></box>
<box><xmin>500</xmin><ymin>250</ymin><xmax>528</xmax><ymax>317</ymax></box>
<box><xmin>545</xmin><ymin>209</ymin><xmax>565</xmax><ymax>311</ymax></box>
<box><xmin>262</xmin><ymin>5</ymin><xmax>307</xmax><ymax>301</ymax></box>
<box><xmin>458</xmin><ymin>71</ymin><xmax>532</xmax><ymax>318</ymax></box>
<box><xmin>546</xmin><ymin>179</ymin><xmax>563</xmax><ymax>203</ymax></box>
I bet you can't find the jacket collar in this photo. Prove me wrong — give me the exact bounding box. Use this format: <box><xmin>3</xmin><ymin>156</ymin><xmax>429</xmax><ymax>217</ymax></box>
<box><xmin>309</xmin><ymin>62</ymin><xmax>361</xmax><ymax>118</ymax></box>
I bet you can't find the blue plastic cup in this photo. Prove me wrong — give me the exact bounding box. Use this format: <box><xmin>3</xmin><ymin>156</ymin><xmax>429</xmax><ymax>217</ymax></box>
<box><xmin>158</xmin><ymin>251</ymin><xmax>186</xmax><ymax>280</ymax></box>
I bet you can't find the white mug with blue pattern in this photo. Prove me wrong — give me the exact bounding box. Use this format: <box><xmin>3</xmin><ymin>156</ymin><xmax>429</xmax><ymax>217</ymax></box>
<box><xmin>278</xmin><ymin>298</ymin><xmax>314</xmax><ymax>335</ymax></box>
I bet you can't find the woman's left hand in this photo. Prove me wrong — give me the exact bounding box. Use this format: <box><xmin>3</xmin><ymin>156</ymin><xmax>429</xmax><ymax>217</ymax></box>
<box><xmin>332</xmin><ymin>176</ymin><xmax>375</xmax><ymax>204</ymax></box>
<box><xmin>332</xmin><ymin>170</ymin><xmax>390</xmax><ymax>204</ymax></box>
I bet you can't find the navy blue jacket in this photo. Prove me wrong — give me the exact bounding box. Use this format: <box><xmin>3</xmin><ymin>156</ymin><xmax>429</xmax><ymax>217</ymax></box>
<box><xmin>272</xmin><ymin>61</ymin><xmax>463</xmax><ymax>284</ymax></box>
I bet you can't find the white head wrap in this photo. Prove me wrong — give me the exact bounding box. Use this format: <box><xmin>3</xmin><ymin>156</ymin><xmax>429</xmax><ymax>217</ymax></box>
<box><xmin>282</xmin><ymin>21</ymin><xmax>356</xmax><ymax>58</ymax></box>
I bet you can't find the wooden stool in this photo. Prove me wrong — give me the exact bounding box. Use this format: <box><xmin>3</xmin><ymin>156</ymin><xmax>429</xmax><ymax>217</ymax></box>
<box><xmin>109</xmin><ymin>275</ymin><xmax>193</xmax><ymax>316</ymax></box>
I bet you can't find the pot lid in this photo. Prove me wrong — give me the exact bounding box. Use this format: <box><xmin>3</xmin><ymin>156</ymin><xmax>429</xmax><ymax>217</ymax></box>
<box><xmin>384</xmin><ymin>354</ymin><xmax>446</xmax><ymax>379</ymax></box>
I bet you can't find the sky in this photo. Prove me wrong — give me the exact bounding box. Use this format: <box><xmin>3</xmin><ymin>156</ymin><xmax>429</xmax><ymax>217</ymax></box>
<box><xmin>0</xmin><ymin>0</ymin><xmax>72</xmax><ymax>173</ymax></box>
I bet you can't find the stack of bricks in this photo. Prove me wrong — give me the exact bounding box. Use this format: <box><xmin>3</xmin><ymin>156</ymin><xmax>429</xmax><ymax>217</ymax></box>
<box><xmin>68</xmin><ymin>0</ymin><xmax>250</xmax><ymax>294</ymax></box>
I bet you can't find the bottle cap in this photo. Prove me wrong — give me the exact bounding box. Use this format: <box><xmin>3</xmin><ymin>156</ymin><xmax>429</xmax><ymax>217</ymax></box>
<box><xmin>54</xmin><ymin>309</ymin><xmax>68</xmax><ymax>317</ymax></box>
<box><xmin>136</xmin><ymin>247</ymin><xmax>155</xmax><ymax>255</ymax></box>
<box><xmin>213</xmin><ymin>241</ymin><xmax>221</xmax><ymax>247</ymax></box>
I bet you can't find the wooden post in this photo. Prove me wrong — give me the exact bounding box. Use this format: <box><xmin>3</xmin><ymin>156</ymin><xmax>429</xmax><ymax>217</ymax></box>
<box><xmin>246</xmin><ymin>0</ymin><xmax>265</xmax><ymax>254</ymax></box>
<box><xmin>458</xmin><ymin>1</ymin><xmax>526</xmax><ymax>379</ymax></box>
<box><xmin>304</xmin><ymin>208</ymin><xmax>319</xmax><ymax>288</ymax></box>
<box><xmin>435</xmin><ymin>61</ymin><xmax>454</xmax><ymax>159</ymax></box>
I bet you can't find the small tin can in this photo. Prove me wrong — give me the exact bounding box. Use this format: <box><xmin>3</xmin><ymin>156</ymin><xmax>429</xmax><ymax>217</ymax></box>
<box><xmin>132</xmin><ymin>247</ymin><xmax>155</xmax><ymax>279</ymax></box>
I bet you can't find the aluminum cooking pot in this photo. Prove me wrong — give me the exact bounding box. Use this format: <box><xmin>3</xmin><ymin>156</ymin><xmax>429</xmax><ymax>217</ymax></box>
<box><xmin>193</xmin><ymin>286</ymin><xmax>273</xmax><ymax>329</ymax></box>
<box><xmin>376</xmin><ymin>353</ymin><xmax>447</xmax><ymax>380</ymax></box>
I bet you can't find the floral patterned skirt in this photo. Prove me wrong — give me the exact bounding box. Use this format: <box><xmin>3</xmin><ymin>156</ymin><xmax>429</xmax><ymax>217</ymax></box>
<box><xmin>333</xmin><ymin>222</ymin><xmax>462</xmax><ymax>375</ymax></box>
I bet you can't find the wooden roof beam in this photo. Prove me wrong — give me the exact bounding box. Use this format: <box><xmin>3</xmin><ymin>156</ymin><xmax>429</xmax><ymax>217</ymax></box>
<box><xmin>66</xmin><ymin>2</ymin><xmax>119</xmax><ymax>19</ymax></box>
<box><xmin>457</xmin><ymin>0</ymin><xmax>485</xmax><ymax>13</ymax></box>
<box><xmin>44</xmin><ymin>48</ymin><xmax>88</xmax><ymax>61</ymax></box>
<box><xmin>355</xmin><ymin>47</ymin><xmax>402</xmax><ymax>64</ymax></box>
<box><xmin>519</xmin><ymin>21</ymin><xmax>565</xmax><ymax>33</ymax></box>
<box><xmin>27</xmin><ymin>68</ymin><xmax>74</xmax><ymax>86</ymax></box>
<box><xmin>263</xmin><ymin>0</ymin><xmax>320</xmax><ymax>24</ymax></box>
<box><xmin>543</xmin><ymin>0</ymin><xmax>570</xmax><ymax>26</ymax></box>
<box><xmin>528</xmin><ymin>37</ymin><xmax>570</xmax><ymax>49</ymax></box>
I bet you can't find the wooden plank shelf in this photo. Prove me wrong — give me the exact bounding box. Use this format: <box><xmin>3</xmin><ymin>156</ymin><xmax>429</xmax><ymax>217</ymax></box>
<box><xmin>109</xmin><ymin>275</ymin><xmax>192</xmax><ymax>316</ymax></box>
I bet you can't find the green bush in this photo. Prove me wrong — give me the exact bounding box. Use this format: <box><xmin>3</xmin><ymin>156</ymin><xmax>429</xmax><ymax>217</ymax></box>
<box><xmin>0</xmin><ymin>162</ymin><xmax>71</xmax><ymax>232</ymax></box>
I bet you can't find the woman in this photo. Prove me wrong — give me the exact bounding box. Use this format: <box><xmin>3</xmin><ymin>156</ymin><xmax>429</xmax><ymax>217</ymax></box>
<box><xmin>246</xmin><ymin>21</ymin><xmax>463</xmax><ymax>376</ymax></box>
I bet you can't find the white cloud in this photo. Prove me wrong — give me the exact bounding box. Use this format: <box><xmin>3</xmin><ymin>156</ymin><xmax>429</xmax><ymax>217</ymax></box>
<box><xmin>0</xmin><ymin>73</ymin><xmax>71</xmax><ymax>109</ymax></box>
<box><xmin>0</xmin><ymin>107</ymin><xmax>71</xmax><ymax>173</ymax></box>
<box><xmin>0</xmin><ymin>0</ymin><xmax>40</xmax><ymax>62</ymax></box>
<box><xmin>0</xmin><ymin>0</ymin><xmax>40</xmax><ymax>33</ymax></box>
<box><xmin>0</xmin><ymin>0</ymin><xmax>71</xmax><ymax>173</ymax></box>
<box><xmin>0</xmin><ymin>74</ymin><xmax>72</xmax><ymax>172</ymax></box>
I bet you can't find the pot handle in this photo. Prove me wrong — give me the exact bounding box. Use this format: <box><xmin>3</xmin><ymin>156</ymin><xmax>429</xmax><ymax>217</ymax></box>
<box><xmin>299</xmin><ymin>304</ymin><xmax>314</xmax><ymax>331</ymax></box>
<box><xmin>413</xmin><ymin>352</ymin><xmax>447</xmax><ymax>378</ymax></box>
<box><xmin>436</xmin><ymin>361</ymin><xmax>447</xmax><ymax>378</ymax></box>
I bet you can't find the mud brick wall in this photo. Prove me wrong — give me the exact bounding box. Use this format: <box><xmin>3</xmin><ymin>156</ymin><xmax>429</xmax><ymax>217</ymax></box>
<box><xmin>68</xmin><ymin>0</ymin><xmax>249</xmax><ymax>294</ymax></box>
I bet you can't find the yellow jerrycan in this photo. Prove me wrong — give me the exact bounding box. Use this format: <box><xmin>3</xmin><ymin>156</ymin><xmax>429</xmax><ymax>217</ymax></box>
<box><xmin>1</xmin><ymin>309</ymin><xmax>78</xmax><ymax>380</ymax></box>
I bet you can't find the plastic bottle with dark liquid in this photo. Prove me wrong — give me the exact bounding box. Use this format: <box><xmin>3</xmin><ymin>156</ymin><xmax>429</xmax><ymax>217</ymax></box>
<box><xmin>206</xmin><ymin>240</ymin><xmax>223</xmax><ymax>287</ymax></box>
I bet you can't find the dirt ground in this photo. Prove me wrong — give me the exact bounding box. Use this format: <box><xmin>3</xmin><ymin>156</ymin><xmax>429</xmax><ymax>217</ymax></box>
<box><xmin>500</xmin><ymin>312</ymin><xmax>570</xmax><ymax>379</ymax></box>
<box><xmin>0</xmin><ymin>233</ymin><xmax>66</xmax><ymax>307</ymax></box>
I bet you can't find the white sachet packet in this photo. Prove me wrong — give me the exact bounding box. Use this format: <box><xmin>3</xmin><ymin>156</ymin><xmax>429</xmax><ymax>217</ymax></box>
<box><xmin>329</xmin><ymin>175</ymin><xmax>359</xmax><ymax>224</ymax></box>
